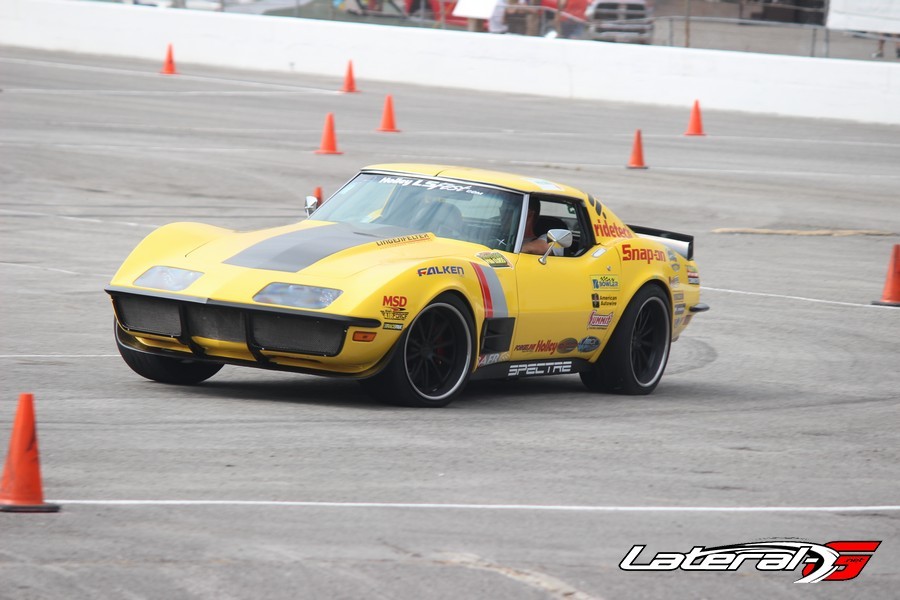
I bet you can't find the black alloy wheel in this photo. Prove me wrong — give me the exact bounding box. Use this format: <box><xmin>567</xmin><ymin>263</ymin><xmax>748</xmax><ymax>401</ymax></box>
<box><xmin>580</xmin><ymin>285</ymin><xmax>671</xmax><ymax>395</ymax></box>
<box><xmin>360</xmin><ymin>293</ymin><xmax>474</xmax><ymax>407</ymax></box>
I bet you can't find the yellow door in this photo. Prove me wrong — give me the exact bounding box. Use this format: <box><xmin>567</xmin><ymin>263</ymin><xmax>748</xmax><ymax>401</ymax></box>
<box><xmin>511</xmin><ymin>248</ymin><xmax>622</xmax><ymax>362</ymax></box>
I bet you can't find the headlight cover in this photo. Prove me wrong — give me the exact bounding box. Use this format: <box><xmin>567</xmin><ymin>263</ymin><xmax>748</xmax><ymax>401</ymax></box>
<box><xmin>254</xmin><ymin>283</ymin><xmax>343</xmax><ymax>309</ymax></box>
<box><xmin>134</xmin><ymin>266</ymin><xmax>203</xmax><ymax>291</ymax></box>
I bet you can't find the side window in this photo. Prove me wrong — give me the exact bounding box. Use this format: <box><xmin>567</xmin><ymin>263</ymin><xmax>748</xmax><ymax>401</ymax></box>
<box><xmin>532</xmin><ymin>196</ymin><xmax>592</xmax><ymax>257</ymax></box>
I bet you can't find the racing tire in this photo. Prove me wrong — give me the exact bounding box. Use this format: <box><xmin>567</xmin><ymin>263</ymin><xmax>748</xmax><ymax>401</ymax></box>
<box><xmin>580</xmin><ymin>284</ymin><xmax>671</xmax><ymax>395</ymax></box>
<box><xmin>116</xmin><ymin>322</ymin><xmax>223</xmax><ymax>385</ymax></box>
<box><xmin>360</xmin><ymin>293</ymin><xmax>475</xmax><ymax>408</ymax></box>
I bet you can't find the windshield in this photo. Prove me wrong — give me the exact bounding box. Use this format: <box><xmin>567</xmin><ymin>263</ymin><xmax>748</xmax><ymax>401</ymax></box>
<box><xmin>310</xmin><ymin>173</ymin><xmax>525</xmax><ymax>252</ymax></box>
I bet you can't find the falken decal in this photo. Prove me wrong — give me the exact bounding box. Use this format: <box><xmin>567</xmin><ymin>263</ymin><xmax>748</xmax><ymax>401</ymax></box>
<box><xmin>417</xmin><ymin>265</ymin><xmax>465</xmax><ymax>276</ymax></box>
<box><xmin>470</xmin><ymin>262</ymin><xmax>509</xmax><ymax>319</ymax></box>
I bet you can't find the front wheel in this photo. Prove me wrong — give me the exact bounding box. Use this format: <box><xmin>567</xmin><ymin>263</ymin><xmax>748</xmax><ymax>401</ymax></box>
<box><xmin>116</xmin><ymin>322</ymin><xmax>223</xmax><ymax>385</ymax></box>
<box><xmin>360</xmin><ymin>293</ymin><xmax>475</xmax><ymax>407</ymax></box>
<box><xmin>581</xmin><ymin>285</ymin><xmax>671</xmax><ymax>395</ymax></box>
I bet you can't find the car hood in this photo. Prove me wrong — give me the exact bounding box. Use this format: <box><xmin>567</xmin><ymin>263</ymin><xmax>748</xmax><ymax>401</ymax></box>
<box><xmin>186</xmin><ymin>220</ymin><xmax>480</xmax><ymax>279</ymax></box>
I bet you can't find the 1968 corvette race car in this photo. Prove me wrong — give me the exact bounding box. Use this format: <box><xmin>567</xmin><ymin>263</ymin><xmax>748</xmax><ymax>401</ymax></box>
<box><xmin>107</xmin><ymin>164</ymin><xmax>708</xmax><ymax>407</ymax></box>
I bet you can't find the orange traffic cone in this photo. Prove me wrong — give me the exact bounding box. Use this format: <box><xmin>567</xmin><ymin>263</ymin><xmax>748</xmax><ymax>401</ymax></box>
<box><xmin>626</xmin><ymin>129</ymin><xmax>648</xmax><ymax>169</ymax></box>
<box><xmin>160</xmin><ymin>44</ymin><xmax>178</xmax><ymax>75</ymax></box>
<box><xmin>377</xmin><ymin>95</ymin><xmax>400</xmax><ymax>133</ymax></box>
<box><xmin>0</xmin><ymin>394</ymin><xmax>60</xmax><ymax>512</ymax></box>
<box><xmin>315</xmin><ymin>113</ymin><xmax>342</xmax><ymax>155</ymax></box>
<box><xmin>341</xmin><ymin>61</ymin><xmax>358</xmax><ymax>93</ymax></box>
<box><xmin>313</xmin><ymin>186</ymin><xmax>323</xmax><ymax>202</ymax></box>
<box><xmin>685</xmin><ymin>100</ymin><xmax>705</xmax><ymax>136</ymax></box>
<box><xmin>872</xmin><ymin>244</ymin><xmax>900</xmax><ymax>306</ymax></box>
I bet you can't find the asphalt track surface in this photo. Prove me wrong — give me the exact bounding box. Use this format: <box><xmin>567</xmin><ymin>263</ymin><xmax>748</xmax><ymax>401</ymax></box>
<box><xmin>1</xmin><ymin>45</ymin><xmax>899</xmax><ymax>599</ymax></box>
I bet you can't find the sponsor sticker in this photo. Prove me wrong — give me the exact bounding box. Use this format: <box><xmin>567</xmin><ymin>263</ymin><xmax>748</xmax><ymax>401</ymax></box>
<box><xmin>620</xmin><ymin>540</ymin><xmax>881</xmax><ymax>583</ymax></box>
<box><xmin>417</xmin><ymin>265</ymin><xmax>465</xmax><ymax>277</ymax></box>
<box><xmin>507</xmin><ymin>361</ymin><xmax>573</xmax><ymax>377</ymax></box>
<box><xmin>382</xmin><ymin>322</ymin><xmax>403</xmax><ymax>330</ymax></box>
<box><xmin>376</xmin><ymin>233</ymin><xmax>431</xmax><ymax>247</ymax></box>
<box><xmin>377</xmin><ymin>176</ymin><xmax>474</xmax><ymax>193</ymax></box>
<box><xmin>556</xmin><ymin>338</ymin><xmax>578</xmax><ymax>354</ymax></box>
<box><xmin>675</xmin><ymin>304</ymin><xmax>686</xmax><ymax>315</ymax></box>
<box><xmin>587</xmin><ymin>311</ymin><xmax>614</xmax><ymax>329</ymax></box>
<box><xmin>382</xmin><ymin>295</ymin><xmax>407</xmax><ymax>308</ymax></box>
<box><xmin>591</xmin><ymin>275</ymin><xmax>620</xmax><ymax>290</ymax></box>
<box><xmin>577</xmin><ymin>336</ymin><xmax>601</xmax><ymax>353</ymax></box>
<box><xmin>592</xmin><ymin>293</ymin><xmax>600</xmax><ymax>308</ymax></box>
<box><xmin>673</xmin><ymin>291</ymin><xmax>684</xmax><ymax>302</ymax></box>
<box><xmin>621</xmin><ymin>244</ymin><xmax>666</xmax><ymax>264</ymax></box>
<box><xmin>669</xmin><ymin>275</ymin><xmax>681</xmax><ymax>287</ymax></box>
<box><xmin>475</xmin><ymin>251</ymin><xmax>512</xmax><ymax>268</ymax></box>
<box><xmin>593</xmin><ymin>220</ymin><xmax>633</xmax><ymax>239</ymax></box>
<box><xmin>380</xmin><ymin>309</ymin><xmax>409</xmax><ymax>321</ymax></box>
<box><xmin>513</xmin><ymin>339</ymin><xmax>558</xmax><ymax>354</ymax></box>
<box><xmin>477</xmin><ymin>351</ymin><xmax>510</xmax><ymax>367</ymax></box>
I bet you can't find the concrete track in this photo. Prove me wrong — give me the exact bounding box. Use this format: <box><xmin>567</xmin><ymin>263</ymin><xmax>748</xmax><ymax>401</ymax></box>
<box><xmin>1</xmin><ymin>46</ymin><xmax>899</xmax><ymax>599</ymax></box>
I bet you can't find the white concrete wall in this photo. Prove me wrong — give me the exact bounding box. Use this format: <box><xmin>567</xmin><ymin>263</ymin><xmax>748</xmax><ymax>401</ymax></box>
<box><xmin>2</xmin><ymin>0</ymin><xmax>899</xmax><ymax>124</ymax></box>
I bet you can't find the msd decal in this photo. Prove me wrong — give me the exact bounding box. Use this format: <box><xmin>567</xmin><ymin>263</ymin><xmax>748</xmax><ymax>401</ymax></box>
<box><xmin>382</xmin><ymin>295</ymin><xmax>407</xmax><ymax>308</ymax></box>
<box><xmin>620</xmin><ymin>540</ymin><xmax>880</xmax><ymax>583</ymax></box>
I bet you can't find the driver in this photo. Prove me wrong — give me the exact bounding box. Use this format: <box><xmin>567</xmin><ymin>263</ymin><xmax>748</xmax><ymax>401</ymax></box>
<box><xmin>520</xmin><ymin>197</ymin><xmax>551</xmax><ymax>255</ymax></box>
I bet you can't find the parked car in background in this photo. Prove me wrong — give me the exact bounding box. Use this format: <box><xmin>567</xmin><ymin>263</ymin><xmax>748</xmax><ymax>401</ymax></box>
<box><xmin>584</xmin><ymin>0</ymin><xmax>654</xmax><ymax>43</ymax></box>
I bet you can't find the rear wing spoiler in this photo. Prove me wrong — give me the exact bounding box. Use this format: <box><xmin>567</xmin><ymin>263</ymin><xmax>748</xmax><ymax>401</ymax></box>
<box><xmin>627</xmin><ymin>224</ymin><xmax>694</xmax><ymax>261</ymax></box>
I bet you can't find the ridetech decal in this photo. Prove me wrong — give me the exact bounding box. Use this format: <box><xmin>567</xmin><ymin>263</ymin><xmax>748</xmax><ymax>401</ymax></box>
<box><xmin>619</xmin><ymin>541</ymin><xmax>880</xmax><ymax>583</ymax></box>
<box><xmin>593</xmin><ymin>220</ymin><xmax>633</xmax><ymax>239</ymax></box>
<box><xmin>621</xmin><ymin>244</ymin><xmax>666</xmax><ymax>264</ymax></box>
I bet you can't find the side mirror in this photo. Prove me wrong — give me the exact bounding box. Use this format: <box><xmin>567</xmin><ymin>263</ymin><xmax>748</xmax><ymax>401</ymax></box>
<box><xmin>539</xmin><ymin>229</ymin><xmax>573</xmax><ymax>264</ymax></box>
<box><xmin>304</xmin><ymin>195</ymin><xmax>319</xmax><ymax>217</ymax></box>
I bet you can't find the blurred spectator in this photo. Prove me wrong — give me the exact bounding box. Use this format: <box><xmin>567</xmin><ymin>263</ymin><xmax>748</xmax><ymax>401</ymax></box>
<box><xmin>872</xmin><ymin>34</ymin><xmax>900</xmax><ymax>59</ymax></box>
<box><xmin>489</xmin><ymin>0</ymin><xmax>509</xmax><ymax>33</ymax></box>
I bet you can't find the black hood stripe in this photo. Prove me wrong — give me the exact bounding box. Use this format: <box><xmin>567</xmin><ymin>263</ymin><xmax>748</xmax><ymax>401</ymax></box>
<box><xmin>224</xmin><ymin>222</ymin><xmax>417</xmax><ymax>273</ymax></box>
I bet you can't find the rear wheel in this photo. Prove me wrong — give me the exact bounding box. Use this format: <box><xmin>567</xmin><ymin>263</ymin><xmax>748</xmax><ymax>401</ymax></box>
<box><xmin>116</xmin><ymin>322</ymin><xmax>223</xmax><ymax>385</ymax></box>
<box><xmin>581</xmin><ymin>285</ymin><xmax>671</xmax><ymax>395</ymax></box>
<box><xmin>360</xmin><ymin>294</ymin><xmax>474</xmax><ymax>407</ymax></box>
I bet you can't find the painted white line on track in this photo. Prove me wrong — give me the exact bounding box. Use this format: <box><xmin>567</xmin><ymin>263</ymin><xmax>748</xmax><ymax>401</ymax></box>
<box><xmin>2</xmin><ymin>89</ymin><xmax>335</xmax><ymax>96</ymax></box>
<box><xmin>701</xmin><ymin>286</ymin><xmax>895</xmax><ymax>309</ymax></box>
<box><xmin>387</xmin><ymin>155</ymin><xmax>900</xmax><ymax>179</ymax></box>
<box><xmin>0</xmin><ymin>57</ymin><xmax>337</xmax><ymax>93</ymax></box>
<box><xmin>0</xmin><ymin>208</ymin><xmax>156</xmax><ymax>229</ymax></box>
<box><xmin>0</xmin><ymin>355</ymin><xmax>118</xmax><ymax>358</ymax></box>
<box><xmin>0</xmin><ymin>261</ymin><xmax>80</xmax><ymax>275</ymax></box>
<box><xmin>48</xmin><ymin>500</ymin><xmax>900</xmax><ymax>512</ymax></box>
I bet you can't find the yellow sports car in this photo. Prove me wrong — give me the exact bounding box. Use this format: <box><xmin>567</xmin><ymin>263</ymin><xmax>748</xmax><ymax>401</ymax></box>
<box><xmin>107</xmin><ymin>164</ymin><xmax>708</xmax><ymax>407</ymax></box>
